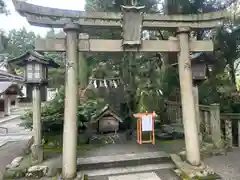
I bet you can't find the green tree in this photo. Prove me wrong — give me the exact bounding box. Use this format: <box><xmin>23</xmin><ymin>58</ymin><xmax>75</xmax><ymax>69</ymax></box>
<box><xmin>5</xmin><ymin>28</ymin><xmax>38</xmax><ymax>59</ymax></box>
<box><xmin>84</xmin><ymin>0</ymin><xmax>165</xmax><ymax>128</ymax></box>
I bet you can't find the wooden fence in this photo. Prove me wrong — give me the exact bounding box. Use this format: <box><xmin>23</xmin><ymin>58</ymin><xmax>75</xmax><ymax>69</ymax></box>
<box><xmin>165</xmin><ymin>101</ymin><xmax>240</xmax><ymax>148</ymax></box>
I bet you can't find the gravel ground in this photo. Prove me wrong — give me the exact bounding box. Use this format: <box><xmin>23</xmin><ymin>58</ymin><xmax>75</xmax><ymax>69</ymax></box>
<box><xmin>0</xmin><ymin>140</ymin><xmax>29</xmax><ymax>174</ymax></box>
<box><xmin>204</xmin><ymin>148</ymin><xmax>240</xmax><ymax>180</ymax></box>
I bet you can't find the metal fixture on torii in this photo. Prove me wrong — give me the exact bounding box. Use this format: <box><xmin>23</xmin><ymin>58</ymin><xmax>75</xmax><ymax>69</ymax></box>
<box><xmin>12</xmin><ymin>0</ymin><xmax>228</xmax><ymax>178</ymax></box>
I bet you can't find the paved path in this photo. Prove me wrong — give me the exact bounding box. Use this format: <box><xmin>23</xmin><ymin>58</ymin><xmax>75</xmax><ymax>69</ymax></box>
<box><xmin>0</xmin><ymin>140</ymin><xmax>29</xmax><ymax>174</ymax></box>
<box><xmin>88</xmin><ymin>170</ymin><xmax>180</xmax><ymax>180</ymax></box>
<box><xmin>0</xmin><ymin>118</ymin><xmax>32</xmax><ymax>147</ymax></box>
<box><xmin>0</xmin><ymin>115</ymin><xmax>32</xmax><ymax>174</ymax></box>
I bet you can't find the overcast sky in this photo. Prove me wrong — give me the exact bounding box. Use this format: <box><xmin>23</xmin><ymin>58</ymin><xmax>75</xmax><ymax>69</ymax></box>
<box><xmin>0</xmin><ymin>0</ymin><xmax>86</xmax><ymax>36</ymax></box>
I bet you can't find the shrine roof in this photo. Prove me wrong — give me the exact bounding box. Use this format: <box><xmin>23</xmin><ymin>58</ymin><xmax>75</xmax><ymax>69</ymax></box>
<box><xmin>91</xmin><ymin>105</ymin><xmax>123</xmax><ymax>123</ymax></box>
<box><xmin>190</xmin><ymin>52</ymin><xmax>215</xmax><ymax>64</ymax></box>
<box><xmin>0</xmin><ymin>81</ymin><xmax>22</xmax><ymax>95</ymax></box>
<box><xmin>8</xmin><ymin>50</ymin><xmax>60</xmax><ymax>68</ymax></box>
<box><xmin>0</xmin><ymin>70</ymin><xmax>24</xmax><ymax>82</ymax></box>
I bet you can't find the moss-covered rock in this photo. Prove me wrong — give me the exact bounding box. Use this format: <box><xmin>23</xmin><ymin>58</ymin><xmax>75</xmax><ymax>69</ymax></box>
<box><xmin>26</xmin><ymin>165</ymin><xmax>48</xmax><ymax>178</ymax></box>
<box><xmin>171</xmin><ymin>154</ymin><xmax>220</xmax><ymax>180</ymax></box>
<box><xmin>4</xmin><ymin>155</ymin><xmax>32</xmax><ymax>179</ymax></box>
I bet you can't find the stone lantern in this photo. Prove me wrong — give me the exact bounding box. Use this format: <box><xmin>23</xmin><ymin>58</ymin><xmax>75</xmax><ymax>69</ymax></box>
<box><xmin>24</xmin><ymin>59</ymin><xmax>47</xmax><ymax>84</ymax></box>
<box><xmin>190</xmin><ymin>52</ymin><xmax>215</xmax><ymax>86</ymax></box>
<box><xmin>190</xmin><ymin>52</ymin><xmax>215</xmax><ymax>142</ymax></box>
<box><xmin>8</xmin><ymin>50</ymin><xmax>59</xmax><ymax>163</ymax></box>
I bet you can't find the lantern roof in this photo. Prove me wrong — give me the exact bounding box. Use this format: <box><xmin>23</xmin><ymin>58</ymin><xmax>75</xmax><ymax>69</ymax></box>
<box><xmin>8</xmin><ymin>50</ymin><xmax>60</xmax><ymax>68</ymax></box>
<box><xmin>190</xmin><ymin>52</ymin><xmax>215</xmax><ymax>65</ymax></box>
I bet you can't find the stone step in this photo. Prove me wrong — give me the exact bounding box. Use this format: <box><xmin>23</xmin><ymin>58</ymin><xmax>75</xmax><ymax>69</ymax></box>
<box><xmin>11</xmin><ymin>110</ymin><xmax>26</xmax><ymax>115</ymax></box>
<box><xmin>0</xmin><ymin>132</ymin><xmax>32</xmax><ymax>136</ymax></box>
<box><xmin>78</xmin><ymin>163</ymin><xmax>175</xmax><ymax>177</ymax></box>
<box><xmin>77</xmin><ymin>151</ymin><xmax>172</xmax><ymax>171</ymax></box>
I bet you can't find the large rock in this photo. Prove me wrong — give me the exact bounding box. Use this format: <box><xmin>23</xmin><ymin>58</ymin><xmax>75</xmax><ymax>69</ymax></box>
<box><xmin>171</xmin><ymin>154</ymin><xmax>219</xmax><ymax>179</ymax></box>
<box><xmin>26</xmin><ymin>165</ymin><xmax>48</xmax><ymax>178</ymax></box>
<box><xmin>5</xmin><ymin>156</ymin><xmax>23</xmax><ymax>169</ymax></box>
<box><xmin>157</xmin><ymin>123</ymin><xmax>184</xmax><ymax>140</ymax></box>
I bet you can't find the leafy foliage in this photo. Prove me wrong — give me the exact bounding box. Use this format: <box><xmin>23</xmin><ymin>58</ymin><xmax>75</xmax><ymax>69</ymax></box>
<box><xmin>21</xmin><ymin>87</ymin><xmax>106</xmax><ymax>136</ymax></box>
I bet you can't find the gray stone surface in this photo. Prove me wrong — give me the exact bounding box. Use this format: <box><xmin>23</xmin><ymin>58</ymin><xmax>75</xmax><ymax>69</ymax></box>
<box><xmin>0</xmin><ymin>114</ymin><xmax>21</xmax><ymax>124</ymax></box>
<box><xmin>77</xmin><ymin>151</ymin><xmax>169</xmax><ymax>165</ymax></box>
<box><xmin>0</xmin><ymin>140</ymin><xmax>29</xmax><ymax>173</ymax></box>
<box><xmin>154</xmin><ymin>169</ymin><xmax>180</xmax><ymax>180</ymax></box>
<box><xmin>84</xmin><ymin>143</ymin><xmax>165</xmax><ymax>156</ymax></box>
<box><xmin>78</xmin><ymin>163</ymin><xmax>174</xmax><ymax>177</ymax></box>
<box><xmin>0</xmin><ymin>117</ymin><xmax>32</xmax><ymax>147</ymax></box>
<box><xmin>88</xmin><ymin>169</ymin><xmax>180</xmax><ymax>180</ymax></box>
<box><xmin>204</xmin><ymin>148</ymin><xmax>240</xmax><ymax>180</ymax></box>
<box><xmin>0</xmin><ymin>116</ymin><xmax>32</xmax><ymax>174</ymax></box>
<box><xmin>108</xmin><ymin>172</ymin><xmax>161</xmax><ymax>180</ymax></box>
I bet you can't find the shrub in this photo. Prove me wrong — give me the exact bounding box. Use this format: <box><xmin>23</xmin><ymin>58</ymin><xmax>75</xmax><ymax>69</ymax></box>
<box><xmin>21</xmin><ymin>87</ymin><xmax>105</xmax><ymax>136</ymax></box>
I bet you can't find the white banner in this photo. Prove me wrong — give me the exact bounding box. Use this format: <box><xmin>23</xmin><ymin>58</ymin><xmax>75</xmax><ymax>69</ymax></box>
<box><xmin>142</xmin><ymin>115</ymin><xmax>153</xmax><ymax>131</ymax></box>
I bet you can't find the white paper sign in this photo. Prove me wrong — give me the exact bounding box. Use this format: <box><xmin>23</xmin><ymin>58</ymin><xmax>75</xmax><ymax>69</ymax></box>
<box><xmin>142</xmin><ymin>115</ymin><xmax>153</xmax><ymax>131</ymax></box>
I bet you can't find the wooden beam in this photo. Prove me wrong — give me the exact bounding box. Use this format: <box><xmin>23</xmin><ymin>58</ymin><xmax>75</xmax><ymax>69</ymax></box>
<box><xmin>13</xmin><ymin>0</ymin><xmax>227</xmax><ymax>29</ymax></box>
<box><xmin>144</xmin><ymin>10</ymin><xmax>227</xmax><ymax>21</ymax></box>
<box><xmin>143</xmin><ymin>20</ymin><xmax>223</xmax><ymax>29</ymax></box>
<box><xmin>13</xmin><ymin>0</ymin><xmax>227</xmax><ymax>22</ymax></box>
<box><xmin>35</xmin><ymin>39</ymin><xmax>213</xmax><ymax>52</ymax></box>
<box><xmin>25</xmin><ymin>13</ymin><xmax>222</xmax><ymax>29</ymax></box>
<box><xmin>24</xmin><ymin>14</ymin><xmax>121</xmax><ymax>29</ymax></box>
<box><xmin>12</xmin><ymin>0</ymin><xmax>121</xmax><ymax>20</ymax></box>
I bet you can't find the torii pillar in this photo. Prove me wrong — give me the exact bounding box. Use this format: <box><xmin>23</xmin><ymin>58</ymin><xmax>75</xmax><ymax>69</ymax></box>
<box><xmin>62</xmin><ymin>23</ymin><xmax>80</xmax><ymax>179</ymax></box>
<box><xmin>177</xmin><ymin>27</ymin><xmax>201</xmax><ymax>166</ymax></box>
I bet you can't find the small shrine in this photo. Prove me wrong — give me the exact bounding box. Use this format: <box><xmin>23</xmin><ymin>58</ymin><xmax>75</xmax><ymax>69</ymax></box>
<box><xmin>87</xmin><ymin>105</ymin><xmax>123</xmax><ymax>134</ymax></box>
<box><xmin>0</xmin><ymin>70</ymin><xmax>23</xmax><ymax>117</ymax></box>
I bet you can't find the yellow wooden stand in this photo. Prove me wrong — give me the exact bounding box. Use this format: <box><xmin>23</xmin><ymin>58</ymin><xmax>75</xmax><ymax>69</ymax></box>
<box><xmin>134</xmin><ymin>112</ymin><xmax>157</xmax><ymax>145</ymax></box>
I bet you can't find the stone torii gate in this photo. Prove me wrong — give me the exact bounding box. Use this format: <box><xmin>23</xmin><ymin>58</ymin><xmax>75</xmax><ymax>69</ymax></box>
<box><xmin>12</xmin><ymin>0</ymin><xmax>227</xmax><ymax>179</ymax></box>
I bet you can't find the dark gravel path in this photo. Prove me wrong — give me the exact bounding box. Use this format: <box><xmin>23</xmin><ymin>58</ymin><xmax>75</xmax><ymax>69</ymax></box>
<box><xmin>204</xmin><ymin>148</ymin><xmax>240</xmax><ymax>180</ymax></box>
<box><xmin>0</xmin><ymin>140</ymin><xmax>28</xmax><ymax>174</ymax></box>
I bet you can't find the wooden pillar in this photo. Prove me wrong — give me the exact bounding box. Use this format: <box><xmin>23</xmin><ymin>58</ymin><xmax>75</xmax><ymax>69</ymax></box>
<box><xmin>210</xmin><ymin>103</ymin><xmax>222</xmax><ymax>148</ymax></box>
<box><xmin>62</xmin><ymin>23</ymin><xmax>80</xmax><ymax>179</ymax></box>
<box><xmin>4</xmin><ymin>95</ymin><xmax>10</xmax><ymax>116</ymax></box>
<box><xmin>177</xmin><ymin>27</ymin><xmax>201</xmax><ymax>166</ymax></box>
<box><xmin>31</xmin><ymin>85</ymin><xmax>43</xmax><ymax>163</ymax></box>
<box><xmin>15</xmin><ymin>96</ymin><xmax>19</xmax><ymax>108</ymax></box>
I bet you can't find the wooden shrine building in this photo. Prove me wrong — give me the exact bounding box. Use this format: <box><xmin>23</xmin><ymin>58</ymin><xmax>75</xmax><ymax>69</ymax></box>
<box><xmin>0</xmin><ymin>70</ymin><xmax>23</xmax><ymax>117</ymax></box>
<box><xmin>87</xmin><ymin>105</ymin><xmax>123</xmax><ymax>133</ymax></box>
